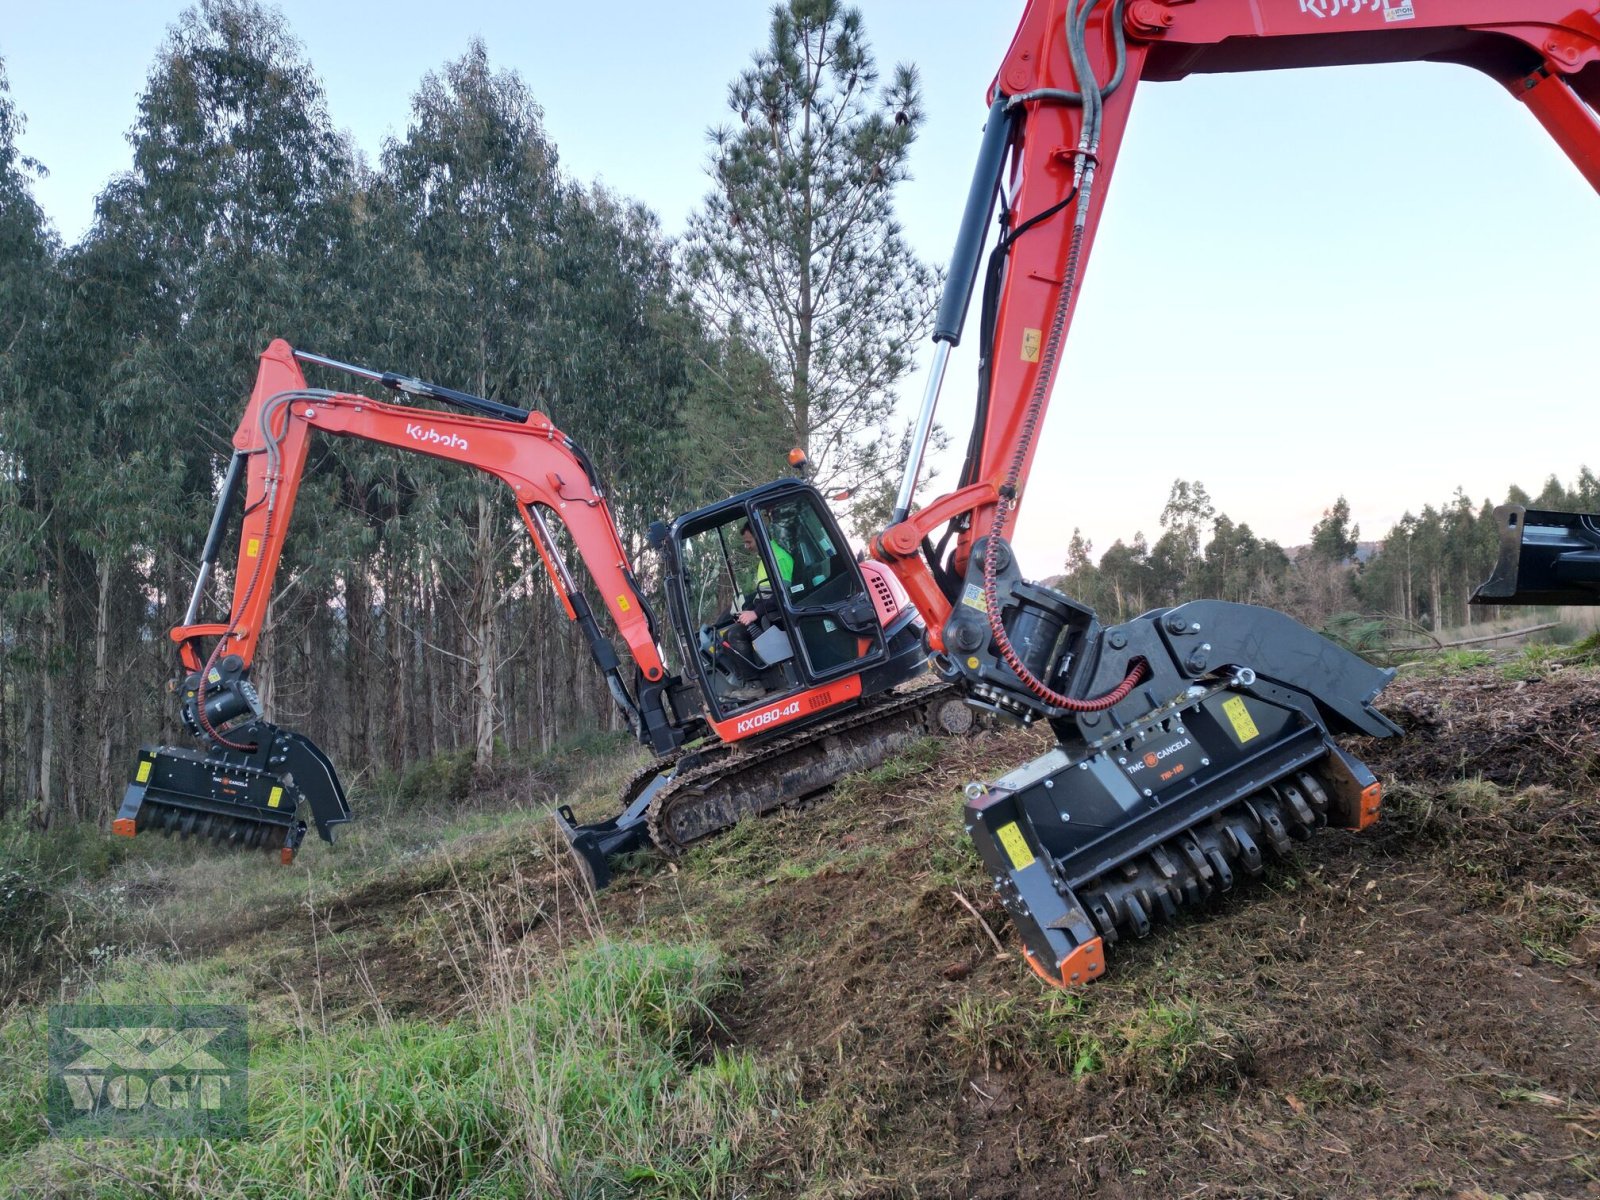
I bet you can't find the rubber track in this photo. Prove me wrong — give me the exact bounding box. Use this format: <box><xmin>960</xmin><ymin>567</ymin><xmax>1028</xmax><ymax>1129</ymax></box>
<box><xmin>644</xmin><ymin>682</ymin><xmax>959</xmax><ymax>856</ymax></box>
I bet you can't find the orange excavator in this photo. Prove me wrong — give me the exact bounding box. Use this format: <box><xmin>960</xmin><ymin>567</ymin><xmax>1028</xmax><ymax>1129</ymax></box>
<box><xmin>118</xmin><ymin>0</ymin><xmax>1600</xmax><ymax>986</ymax></box>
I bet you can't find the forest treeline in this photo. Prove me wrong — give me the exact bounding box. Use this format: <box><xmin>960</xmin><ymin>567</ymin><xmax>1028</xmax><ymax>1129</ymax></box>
<box><xmin>1060</xmin><ymin>473</ymin><xmax>1600</xmax><ymax>631</ymax></box>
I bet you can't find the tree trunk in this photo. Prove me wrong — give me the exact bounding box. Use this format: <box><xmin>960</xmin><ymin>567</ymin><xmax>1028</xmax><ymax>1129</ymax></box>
<box><xmin>95</xmin><ymin>555</ymin><xmax>115</xmax><ymax>823</ymax></box>
<box><xmin>38</xmin><ymin>570</ymin><xmax>59</xmax><ymax>829</ymax></box>
<box><xmin>472</xmin><ymin>493</ymin><xmax>498</xmax><ymax>767</ymax></box>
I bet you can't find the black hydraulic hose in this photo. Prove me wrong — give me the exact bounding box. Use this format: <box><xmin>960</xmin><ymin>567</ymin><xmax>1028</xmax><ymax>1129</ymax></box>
<box><xmin>1003</xmin><ymin>0</ymin><xmax>1128</xmax><ymax>110</ymax></box>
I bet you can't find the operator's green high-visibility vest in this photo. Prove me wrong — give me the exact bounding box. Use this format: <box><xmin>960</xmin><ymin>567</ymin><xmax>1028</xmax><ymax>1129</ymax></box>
<box><xmin>756</xmin><ymin>543</ymin><xmax>794</xmax><ymax>592</ymax></box>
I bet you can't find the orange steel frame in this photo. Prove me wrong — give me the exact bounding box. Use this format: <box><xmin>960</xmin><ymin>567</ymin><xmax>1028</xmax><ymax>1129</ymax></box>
<box><xmin>873</xmin><ymin>0</ymin><xmax>1600</xmax><ymax>650</ymax></box>
<box><xmin>171</xmin><ymin>339</ymin><xmax>669</xmax><ymax>686</ymax></box>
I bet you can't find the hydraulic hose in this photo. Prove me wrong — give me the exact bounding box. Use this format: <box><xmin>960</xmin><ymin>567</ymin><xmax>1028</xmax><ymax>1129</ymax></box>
<box><xmin>982</xmin><ymin>0</ymin><xmax>1149</xmax><ymax>712</ymax></box>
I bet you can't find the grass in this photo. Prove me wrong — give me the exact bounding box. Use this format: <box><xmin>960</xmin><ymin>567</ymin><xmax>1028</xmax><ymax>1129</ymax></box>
<box><xmin>1</xmin><ymin>733</ymin><xmax>794</xmax><ymax>1198</ymax></box>
<box><xmin>0</xmin><ymin>932</ymin><xmax>786</xmax><ymax>1199</ymax></box>
<box><xmin>1509</xmin><ymin>882</ymin><xmax>1599</xmax><ymax>966</ymax></box>
<box><xmin>10</xmin><ymin>665</ymin><xmax>1595</xmax><ymax>1197</ymax></box>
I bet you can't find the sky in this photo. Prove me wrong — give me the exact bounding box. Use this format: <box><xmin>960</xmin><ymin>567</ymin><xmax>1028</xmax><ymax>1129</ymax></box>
<box><xmin>4</xmin><ymin>1</ymin><xmax>1599</xmax><ymax>576</ymax></box>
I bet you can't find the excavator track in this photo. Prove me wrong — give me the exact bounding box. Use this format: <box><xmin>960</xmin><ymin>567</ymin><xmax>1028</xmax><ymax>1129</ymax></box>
<box><xmin>644</xmin><ymin>682</ymin><xmax>965</xmax><ymax>856</ymax></box>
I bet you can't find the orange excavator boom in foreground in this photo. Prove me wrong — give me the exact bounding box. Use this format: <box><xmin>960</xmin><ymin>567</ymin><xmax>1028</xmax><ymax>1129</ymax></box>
<box><xmin>859</xmin><ymin>0</ymin><xmax>1600</xmax><ymax>984</ymax></box>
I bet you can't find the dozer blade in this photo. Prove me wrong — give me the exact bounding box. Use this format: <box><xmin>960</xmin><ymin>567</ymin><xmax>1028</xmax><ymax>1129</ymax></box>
<box><xmin>964</xmin><ymin>600</ymin><xmax>1396</xmax><ymax>987</ymax></box>
<box><xmin>114</xmin><ymin>722</ymin><xmax>351</xmax><ymax>864</ymax></box>
<box><xmin>554</xmin><ymin>766</ymin><xmax>675</xmax><ymax>891</ymax></box>
<box><xmin>1473</xmin><ymin>503</ymin><xmax>1600</xmax><ymax>607</ymax></box>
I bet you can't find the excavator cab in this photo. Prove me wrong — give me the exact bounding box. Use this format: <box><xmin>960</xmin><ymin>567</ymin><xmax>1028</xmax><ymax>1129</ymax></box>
<box><xmin>556</xmin><ymin>477</ymin><xmax>936</xmax><ymax>888</ymax></box>
<box><xmin>660</xmin><ymin>479</ymin><xmax>929</xmax><ymax>732</ymax></box>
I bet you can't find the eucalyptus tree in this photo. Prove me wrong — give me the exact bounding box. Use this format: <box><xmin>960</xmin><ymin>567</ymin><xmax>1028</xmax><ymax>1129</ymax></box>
<box><xmin>378</xmin><ymin>41</ymin><xmax>580</xmax><ymax>766</ymax></box>
<box><xmin>0</xmin><ymin>57</ymin><xmax>63</xmax><ymax>819</ymax></box>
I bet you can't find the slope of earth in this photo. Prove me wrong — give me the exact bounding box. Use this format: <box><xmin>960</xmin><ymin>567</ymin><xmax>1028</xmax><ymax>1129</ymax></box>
<box><xmin>11</xmin><ymin>664</ymin><xmax>1598</xmax><ymax>1198</ymax></box>
<box><xmin>538</xmin><ymin>664</ymin><xmax>1600</xmax><ymax>1198</ymax></box>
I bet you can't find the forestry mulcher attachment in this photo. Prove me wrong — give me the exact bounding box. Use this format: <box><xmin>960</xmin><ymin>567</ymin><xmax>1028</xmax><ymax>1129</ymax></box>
<box><xmin>121</xmin><ymin>0</ymin><xmax>1600</xmax><ymax>986</ymax></box>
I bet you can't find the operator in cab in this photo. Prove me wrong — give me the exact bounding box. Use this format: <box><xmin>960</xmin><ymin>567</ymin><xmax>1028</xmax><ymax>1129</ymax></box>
<box><xmin>720</xmin><ymin>521</ymin><xmax>794</xmax><ymax>698</ymax></box>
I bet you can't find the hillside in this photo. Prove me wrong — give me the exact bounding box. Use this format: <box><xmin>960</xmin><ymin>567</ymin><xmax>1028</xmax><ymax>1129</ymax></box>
<box><xmin>3</xmin><ymin>663</ymin><xmax>1599</xmax><ymax>1197</ymax></box>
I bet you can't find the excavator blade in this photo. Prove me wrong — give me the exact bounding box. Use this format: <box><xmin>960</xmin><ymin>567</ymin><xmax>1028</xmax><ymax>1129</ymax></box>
<box><xmin>554</xmin><ymin>766</ymin><xmax>675</xmax><ymax>891</ymax></box>
<box><xmin>1472</xmin><ymin>504</ymin><xmax>1600</xmax><ymax>607</ymax></box>
<box><xmin>114</xmin><ymin>723</ymin><xmax>351</xmax><ymax>864</ymax></box>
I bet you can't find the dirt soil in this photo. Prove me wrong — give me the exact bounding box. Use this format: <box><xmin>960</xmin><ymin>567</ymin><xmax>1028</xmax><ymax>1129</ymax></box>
<box><xmin>188</xmin><ymin>666</ymin><xmax>1600</xmax><ymax>1198</ymax></box>
<box><xmin>701</xmin><ymin>667</ymin><xmax>1600</xmax><ymax>1198</ymax></box>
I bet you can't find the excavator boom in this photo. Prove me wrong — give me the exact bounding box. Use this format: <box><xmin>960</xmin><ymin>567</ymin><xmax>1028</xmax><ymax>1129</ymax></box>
<box><xmin>116</xmin><ymin>342</ymin><xmax>699</xmax><ymax>859</ymax></box>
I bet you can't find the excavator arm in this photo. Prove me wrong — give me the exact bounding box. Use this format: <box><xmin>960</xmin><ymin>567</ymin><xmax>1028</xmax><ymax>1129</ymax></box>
<box><xmin>869</xmin><ymin>0</ymin><xmax>1600</xmax><ymax>985</ymax></box>
<box><xmin>878</xmin><ymin>0</ymin><xmax>1600</xmax><ymax>646</ymax></box>
<box><xmin>117</xmin><ymin>340</ymin><xmax>696</xmax><ymax>859</ymax></box>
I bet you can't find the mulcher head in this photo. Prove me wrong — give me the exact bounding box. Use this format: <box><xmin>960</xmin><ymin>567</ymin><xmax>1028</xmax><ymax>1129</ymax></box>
<box><xmin>963</xmin><ymin>599</ymin><xmax>1398</xmax><ymax>987</ymax></box>
<box><xmin>114</xmin><ymin>721</ymin><xmax>351</xmax><ymax>864</ymax></box>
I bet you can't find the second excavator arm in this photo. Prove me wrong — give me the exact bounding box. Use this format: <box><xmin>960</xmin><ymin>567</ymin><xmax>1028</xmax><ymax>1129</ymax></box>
<box><xmin>117</xmin><ymin>340</ymin><xmax>699</xmax><ymax>858</ymax></box>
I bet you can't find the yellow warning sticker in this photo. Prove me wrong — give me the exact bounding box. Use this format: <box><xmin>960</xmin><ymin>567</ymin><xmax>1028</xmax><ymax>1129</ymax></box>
<box><xmin>1021</xmin><ymin>328</ymin><xmax>1042</xmax><ymax>363</ymax></box>
<box><xmin>268</xmin><ymin>786</ymin><xmax>283</xmax><ymax>809</ymax></box>
<box><xmin>246</xmin><ymin>538</ymin><xmax>260</xmax><ymax>558</ymax></box>
<box><xmin>617</xmin><ymin>595</ymin><xmax>631</xmax><ymax>612</ymax></box>
<box><xmin>960</xmin><ymin>583</ymin><xmax>988</xmax><ymax>613</ymax></box>
<box><xmin>996</xmin><ymin>821</ymin><xmax>1035</xmax><ymax>871</ymax></box>
<box><xmin>136</xmin><ymin>760</ymin><xmax>152</xmax><ymax>783</ymax></box>
<box><xmin>1222</xmin><ymin>695</ymin><xmax>1260</xmax><ymax>743</ymax></box>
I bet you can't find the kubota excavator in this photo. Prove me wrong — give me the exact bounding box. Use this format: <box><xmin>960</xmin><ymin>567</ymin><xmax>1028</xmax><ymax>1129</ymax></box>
<box><xmin>115</xmin><ymin>342</ymin><xmax>962</xmax><ymax>871</ymax></box>
<box><xmin>118</xmin><ymin>0</ymin><xmax>1600</xmax><ymax>988</ymax></box>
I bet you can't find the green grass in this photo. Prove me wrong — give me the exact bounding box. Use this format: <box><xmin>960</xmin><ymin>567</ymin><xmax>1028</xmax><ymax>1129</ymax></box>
<box><xmin>0</xmin><ymin>940</ymin><xmax>786</xmax><ymax>1200</ymax></box>
<box><xmin>1509</xmin><ymin>883</ymin><xmax>1599</xmax><ymax>967</ymax></box>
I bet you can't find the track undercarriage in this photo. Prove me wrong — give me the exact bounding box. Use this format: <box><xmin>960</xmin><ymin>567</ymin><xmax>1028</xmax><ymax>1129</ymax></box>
<box><xmin>558</xmin><ymin>682</ymin><xmax>972</xmax><ymax>888</ymax></box>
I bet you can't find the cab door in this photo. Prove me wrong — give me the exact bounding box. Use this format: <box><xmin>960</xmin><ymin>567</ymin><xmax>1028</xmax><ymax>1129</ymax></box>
<box><xmin>750</xmin><ymin>487</ymin><xmax>887</xmax><ymax>683</ymax></box>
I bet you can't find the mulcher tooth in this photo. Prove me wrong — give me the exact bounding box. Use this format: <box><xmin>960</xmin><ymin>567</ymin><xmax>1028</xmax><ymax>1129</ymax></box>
<box><xmin>1227</xmin><ymin>821</ymin><xmax>1265</xmax><ymax>875</ymax></box>
<box><xmin>1205</xmin><ymin>848</ymin><xmax>1234</xmax><ymax>891</ymax></box>
<box><xmin>1276</xmin><ymin>782</ymin><xmax>1314</xmax><ymax>838</ymax></box>
<box><xmin>1251</xmin><ymin>797</ymin><xmax>1294</xmax><ymax>857</ymax></box>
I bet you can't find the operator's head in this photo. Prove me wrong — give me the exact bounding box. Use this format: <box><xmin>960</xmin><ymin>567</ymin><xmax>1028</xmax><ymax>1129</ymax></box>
<box><xmin>739</xmin><ymin>522</ymin><xmax>757</xmax><ymax>553</ymax></box>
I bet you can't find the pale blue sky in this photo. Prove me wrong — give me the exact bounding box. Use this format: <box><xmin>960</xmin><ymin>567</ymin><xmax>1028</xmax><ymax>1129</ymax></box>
<box><xmin>5</xmin><ymin>1</ymin><xmax>1598</xmax><ymax>571</ymax></box>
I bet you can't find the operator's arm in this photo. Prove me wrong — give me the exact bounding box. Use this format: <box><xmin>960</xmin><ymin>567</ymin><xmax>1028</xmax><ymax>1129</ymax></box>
<box><xmin>738</xmin><ymin>543</ymin><xmax>794</xmax><ymax>625</ymax></box>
